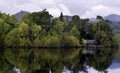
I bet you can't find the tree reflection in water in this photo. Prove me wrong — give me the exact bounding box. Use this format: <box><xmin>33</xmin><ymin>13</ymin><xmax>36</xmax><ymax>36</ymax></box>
<box><xmin>0</xmin><ymin>48</ymin><xmax>117</xmax><ymax>73</ymax></box>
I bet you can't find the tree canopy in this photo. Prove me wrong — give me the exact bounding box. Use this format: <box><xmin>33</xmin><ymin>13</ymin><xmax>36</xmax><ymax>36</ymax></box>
<box><xmin>0</xmin><ymin>10</ymin><xmax>118</xmax><ymax>48</ymax></box>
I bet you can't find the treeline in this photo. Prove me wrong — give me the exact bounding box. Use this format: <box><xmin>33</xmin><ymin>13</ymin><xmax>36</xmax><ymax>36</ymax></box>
<box><xmin>0</xmin><ymin>10</ymin><xmax>118</xmax><ymax>47</ymax></box>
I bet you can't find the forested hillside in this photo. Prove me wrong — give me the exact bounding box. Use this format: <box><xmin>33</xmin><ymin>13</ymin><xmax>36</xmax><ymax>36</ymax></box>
<box><xmin>0</xmin><ymin>10</ymin><xmax>118</xmax><ymax>48</ymax></box>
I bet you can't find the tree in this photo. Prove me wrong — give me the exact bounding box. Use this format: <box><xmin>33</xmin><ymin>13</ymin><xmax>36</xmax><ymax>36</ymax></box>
<box><xmin>72</xmin><ymin>15</ymin><xmax>80</xmax><ymax>22</ymax></box>
<box><xmin>30</xmin><ymin>24</ymin><xmax>42</xmax><ymax>47</ymax></box>
<box><xmin>53</xmin><ymin>18</ymin><xmax>66</xmax><ymax>35</ymax></box>
<box><xmin>18</xmin><ymin>22</ymin><xmax>31</xmax><ymax>47</ymax></box>
<box><xmin>22</xmin><ymin>9</ymin><xmax>52</xmax><ymax>29</ymax></box>
<box><xmin>33</xmin><ymin>38</ymin><xmax>41</xmax><ymax>47</ymax></box>
<box><xmin>5</xmin><ymin>15</ymin><xmax>18</xmax><ymax>27</ymax></box>
<box><xmin>70</xmin><ymin>15</ymin><xmax>80</xmax><ymax>26</ymax></box>
<box><xmin>5</xmin><ymin>22</ymin><xmax>31</xmax><ymax>47</ymax></box>
<box><xmin>92</xmin><ymin>20</ymin><xmax>114</xmax><ymax>46</ymax></box>
<box><xmin>0</xmin><ymin>11</ymin><xmax>2</xmax><ymax>18</ymax></box>
<box><xmin>97</xmin><ymin>15</ymin><xmax>104</xmax><ymax>21</ymax></box>
<box><xmin>59</xmin><ymin>12</ymin><xmax>64</xmax><ymax>21</ymax></box>
<box><xmin>113</xmin><ymin>34</ymin><xmax>120</xmax><ymax>43</ymax></box>
<box><xmin>62</xmin><ymin>35</ymin><xmax>80</xmax><ymax>47</ymax></box>
<box><xmin>5</xmin><ymin>28</ymin><xmax>20</xmax><ymax>47</ymax></box>
<box><xmin>44</xmin><ymin>36</ymin><xmax>60</xmax><ymax>47</ymax></box>
<box><xmin>31</xmin><ymin>24</ymin><xmax>42</xmax><ymax>39</ymax></box>
<box><xmin>70</xmin><ymin>26</ymin><xmax>80</xmax><ymax>39</ymax></box>
<box><xmin>22</xmin><ymin>13</ymin><xmax>32</xmax><ymax>26</ymax></box>
<box><xmin>0</xmin><ymin>19</ymin><xmax>11</xmax><ymax>45</ymax></box>
<box><xmin>18</xmin><ymin>22</ymin><xmax>29</xmax><ymax>38</ymax></box>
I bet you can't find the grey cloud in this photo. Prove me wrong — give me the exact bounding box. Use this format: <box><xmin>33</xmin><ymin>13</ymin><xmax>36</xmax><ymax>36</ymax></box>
<box><xmin>0</xmin><ymin>0</ymin><xmax>120</xmax><ymax>18</ymax></box>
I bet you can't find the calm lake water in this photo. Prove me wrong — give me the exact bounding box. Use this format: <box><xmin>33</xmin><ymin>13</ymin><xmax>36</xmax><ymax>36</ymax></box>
<box><xmin>0</xmin><ymin>48</ymin><xmax>120</xmax><ymax>73</ymax></box>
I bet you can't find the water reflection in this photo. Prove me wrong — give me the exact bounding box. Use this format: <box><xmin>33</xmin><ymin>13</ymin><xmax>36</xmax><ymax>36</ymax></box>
<box><xmin>0</xmin><ymin>48</ymin><xmax>118</xmax><ymax>73</ymax></box>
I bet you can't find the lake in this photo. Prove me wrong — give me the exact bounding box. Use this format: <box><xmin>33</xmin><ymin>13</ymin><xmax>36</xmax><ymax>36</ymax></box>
<box><xmin>0</xmin><ymin>48</ymin><xmax>120</xmax><ymax>73</ymax></box>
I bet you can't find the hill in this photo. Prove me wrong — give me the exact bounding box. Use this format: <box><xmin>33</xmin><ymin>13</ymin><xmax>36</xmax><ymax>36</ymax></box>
<box><xmin>15</xmin><ymin>11</ymin><xmax>29</xmax><ymax>21</ymax></box>
<box><xmin>104</xmin><ymin>14</ymin><xmax>120</xmax><ymax>22</ymax></box>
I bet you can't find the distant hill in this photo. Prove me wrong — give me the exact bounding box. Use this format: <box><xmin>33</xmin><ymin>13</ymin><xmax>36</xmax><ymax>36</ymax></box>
<box><xmin>14</xmin><ymin>11</ymin><xmax>120</xmax><ymax>30</ymax></box>
<box><xmin>15</xmin><ymin>11</ymin><xmax>73</xmax><ymax>22</ymax></box>
<box><xmin>104</xmin><ymin>14</ymin><xmax>120</xmax><ymax>22</ymax></box>
<box><xmin>90</xmin><ymin>14</ymin><xmax>120</xmax><ymax>22</ymax></box>
<box><xmin>63</xmin><ymin>15</ymin><xmax>72</xmax><ymax>23</ymax></box>
<box><xmin>15</xmin><ymin>11</ymin><xmax>29</xmax><ymax>21</ymax></box>
<box><xmin>104</xmin><ymin>14</ymin><xmax>120</xmax><ymax>30</ymax></box>
<box><xmin>89</xmin><ymin>14</ymin><xmax>120</xmax><ymax>30</ymax></box>
<box><xmin>108</xmin><ymin>21</ymin><xmax>120</xmax><ymax>30</ymax></box>
<box><xmin>89</xmin><ymin>18</ymin><xmax>96</xmax><ymax>22</ymax></box>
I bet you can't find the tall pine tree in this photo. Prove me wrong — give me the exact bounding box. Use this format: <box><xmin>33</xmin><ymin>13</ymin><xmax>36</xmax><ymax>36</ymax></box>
<box><xmin>59</xmin><ymin>12</ymin><xmax>63</xmax><ymax>21</ymax></box>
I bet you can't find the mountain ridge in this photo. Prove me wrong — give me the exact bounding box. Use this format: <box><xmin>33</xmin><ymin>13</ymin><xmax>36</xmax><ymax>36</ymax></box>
<box><xmin>104</xmin><ymin>14</ymin><xmax>120</xmax><ymax>22</ymax></box>
<box><xmin>15</xmin><ymin>11</ymin><xmax>29</xmax><ymax>21</ymax></box>
<box><xmin>90</xmin><ymin>14</ymin><xmax>120</xmax><ymax>22</ymax></box>
<box><xmin>14</xmin><ymin>11</ymin><xmax>120</xmax><ymax>23</ymax></box>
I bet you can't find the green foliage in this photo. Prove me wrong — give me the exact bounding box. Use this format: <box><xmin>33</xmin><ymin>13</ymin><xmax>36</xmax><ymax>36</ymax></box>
<box><xmin>68</xmin><ymin>15</ymin><xmax>80</xmax><ymax>31</ymax></box>
<box><xmin>70</xmin><ymin>26</ymin><xmax>80</xmax><ymax>39</ymax></box>
<box><xmin>0</xmin><ymin>10</ymin><xmax>118</xmax><ymax>47</ymax></box>
<box><xmin>5</xmin><ymin>22</ymin><xmax>31</xmax><ymax>47</ymax></box>
<box><xmin>96</xmin><ymin>15</ymin><xmax>104</xmax><ymax>21</ymax></box>
<box><xmin>33</xmin><ymin>38</ymin><xmax>41</xmax><ymax>47</ymax></box>
<box><xmin>113</xmin><ymin>34</ymin><xmax>120</xmax><ymax>43</ymax></box>
<box><xmin>44</xmin><ymin>36</ymin><xmax>60</xmax><ymax>47</ymax></box>
<box><xmin>5</xmin><ymin>28</ymin><xmax>20</xmax><ymax>47</ymax></box>
<box><xmin>59</xmin><ymin>12</ymin><xmax>64</xmax><ymax>21</ymax></box>
<box><xmin>114</xmin><ymin>48</ymin><xmax>120</xmax><ymax>62</ymax></box>
<box><xmin>18</xmin><ymin>22</ymin><xmax>29</xmax><ymax>37</ymax></box>
<box><xmin>52</xmin><ymin>18</ymin><xmax>66</xmax><ymax>35</ymax></box>
<box><xmin>0</xmin><ymin>47</ymin><xmax>116</xmax><ymax>73</ymax></box>
<box><xmin>22</xmin><ymin>9</ymin><xmax>52</xmax><ymax>28</ymax></box>
<box><xmin>22</xmin><ymin>13</ymin><xmax>32</xmax><ymax>25</ymax></box>
<box><xmin>18</xmin><ymin>22</ymin><xmax>31</xmax><ymax>47</ymax></box>
<box><xmin>0</xmin><ymin>13</ymin><xmax>18</xmax><ymax>27</ymax></box>
<box><xmin>5</xmin><ymin>15</ymin><xmax>18</xmax><ymax>27</ymax></box>
<box><xmin>91</xmin><ymin>20</ymin><xmax>114</xmax><ymax>46</ymax></box>
<box><xmin>71</xmin><ymin>15</ymin><xmax>80</xmax><ymax>25</ymax></box>
<box><xmin>31</xmin><ymin>24</ymin><xmax>42</xmax><ymax>38</ymax></box>
<box><xmin>0</xmin><ymin>10</ymin><xmax>119</xmax><ymax>73</ymax></box>
<box><xmin>0</xmin><ymin>19</ymin><xmax>11</xmax><ymax>45</ymax></box>
<box><xmin>62</xmin><ymin>35</ymin><xmax>80</xmax><ymax>47</ymax></box>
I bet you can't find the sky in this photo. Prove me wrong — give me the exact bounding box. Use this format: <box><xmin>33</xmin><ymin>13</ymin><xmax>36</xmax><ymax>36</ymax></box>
<box><xmin>0</xmin><ymin>0</ymin><xmax>120</xmax><ymax>18</ymax></box>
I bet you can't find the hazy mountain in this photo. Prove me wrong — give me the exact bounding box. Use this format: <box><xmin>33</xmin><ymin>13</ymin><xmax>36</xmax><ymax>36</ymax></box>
<box><xmin>89</xmin><ymin>18</ymin><xmax>96</xmax><ymax>22</ymax></box>
<box><xmin>15</xmin><ymin>11</ymin><xmax>29</xmax><ymax>21</ymax></box>
<box><xmin>90</xmin><ymin>14</ymin><xmax>120</xmax><ymax>22</ymax></box>
<box><xmin>15</xmin><ymin>11</ymin><xmax>120</xmax><ymax>30</ymax></box>
<box><xmin>63</xmin><ymin>15</ymin><xmax>72</xmax><ymax>23</ymax></box>
<box><xmin>104</xmin><ymin>14</ymin><xmax>120</xmax><ymax>30</ymax></box>
<box><xmin>89</xmin><ymin>14</ymin><xmax>120</xmax><ymax>30</ymax></box>
<box><xmin>104</xmin><ymin>14</ymin><xmax>120</xmax><ymax>22</ymax></box>
<box><xmin>108</xmin><ymin>21</ymin><xmax>120</xmax><ymax>30</ymax></box>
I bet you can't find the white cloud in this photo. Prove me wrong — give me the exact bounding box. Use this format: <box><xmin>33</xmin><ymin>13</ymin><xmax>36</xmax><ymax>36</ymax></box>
<box><xmin>81</xmin><ymin>4</ymin><xmax>120</xmax><ymax>18</ymax></box>
<box><xmin>0</xmin><ymin>0</ymin><xmax>71</xmax><ymax>17</ymax></box>
<box><xmin>29</xmin><ymin>0</ymin><xmax>56</xmax><ymax>7</ymax></box>
<box><xmin>47</xmin><ymin>4</ymin><xmax>72</xmax><ymax>17</ymax></box>
<box><xmin>28</xmin><ymin>0</ymin><xmax>72</xmax><ymax>17</ymax></box>
<box><xmin>1</xmin><ymin>0</ymin><xmax>120</xmax><ymax>17</ymax></box>
<box><xmin>14</xmin><ymin>3</ymin><xmax>42</xmax><ymax>13</ymax></box>
<box><xmin>48</xmin><ymin>8</ymin><xmax>61</xmax><ymax>17</ymax></box>
<box><xmin>58</xmin><ymin>4</ymin><xmax>71</xmax><ymax>15</ymax></box>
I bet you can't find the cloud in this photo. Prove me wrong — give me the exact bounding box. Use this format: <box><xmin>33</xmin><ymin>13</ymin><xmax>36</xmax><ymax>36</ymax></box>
<box><xmin>1</xmin><ymin>0</ymin><xmax>120</xmax><ymax>17</ymax></box>
<box><xmin>48</xmin><ymin>8</ymin><xmax>61</xmax><ymax>17</ymax></box>
<box><xmin>47</xmin><ymin>4</ymin><xmax>72</xmax><ymax>17</ymax></box>
<box><xmin>0</xmin><ymin>0</ymin><xmax>71</xmax><ymax>17</ymax></box>
<box><xmin>81</xmin><ymin>4</ymin><xmax>120</xmax><ymax>18</ymax></box>
<box><xmin>14</xmin><ymin>3</ymin><xmax>42</xmax><ymax>13</ymax></box>
<box><xmin>58</xmin><ymin>4</ymin><xmax>71</xmax><ymax>15</ymax></box>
